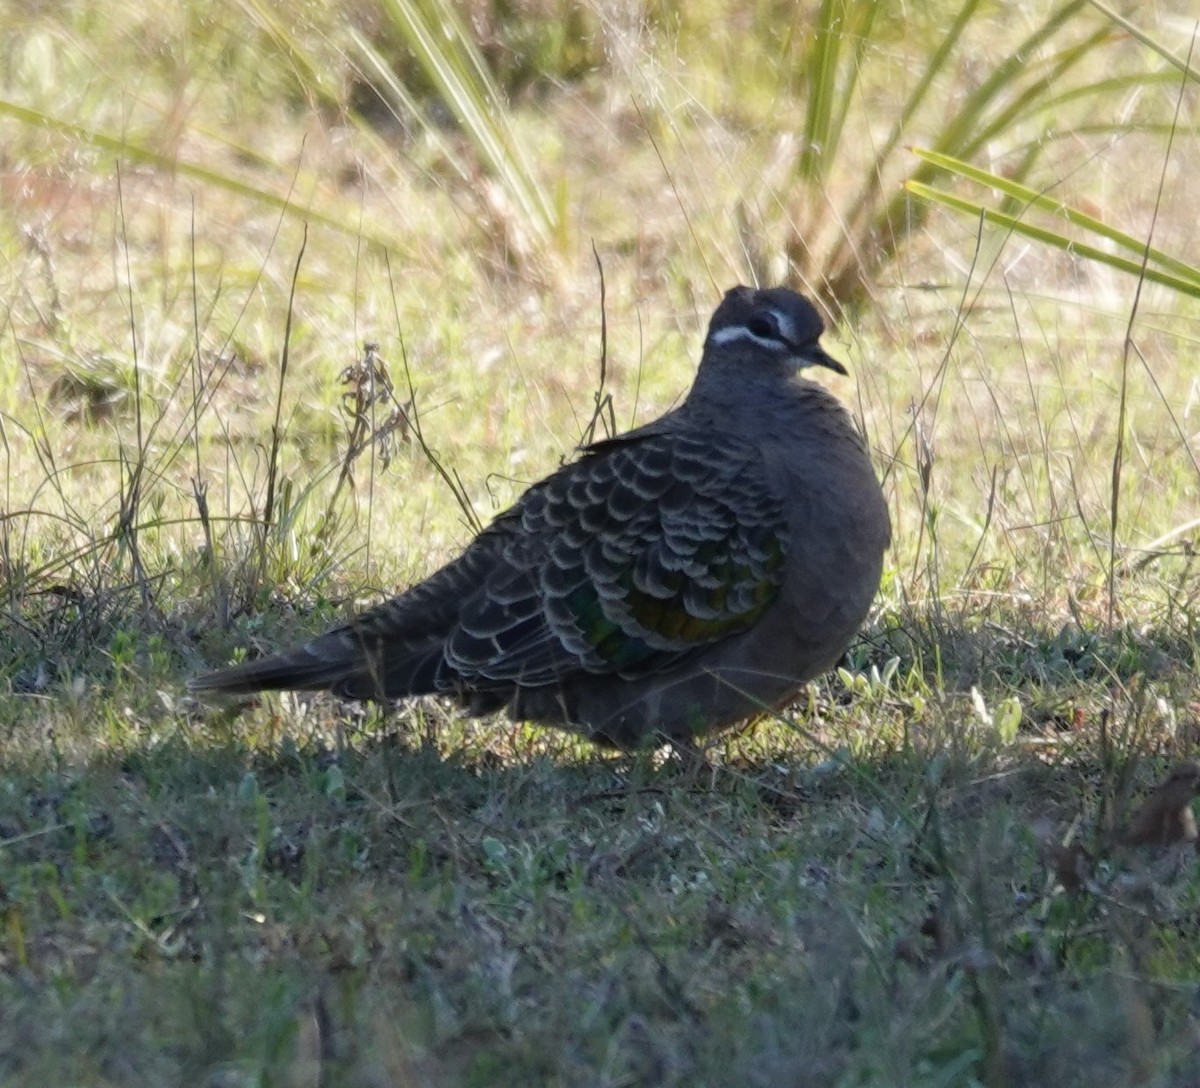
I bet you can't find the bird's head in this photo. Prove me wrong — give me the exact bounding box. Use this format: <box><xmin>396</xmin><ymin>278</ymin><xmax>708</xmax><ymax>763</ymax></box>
<box><xmin>703</xmin><ymin>286</ymin><xmax>847</xmax><ymax>377</ymax></box>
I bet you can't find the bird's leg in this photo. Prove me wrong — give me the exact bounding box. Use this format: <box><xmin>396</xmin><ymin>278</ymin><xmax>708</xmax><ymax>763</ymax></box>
<box><xmin>667</xmin><ymin>734</ymin><xmax>717</xmax><ymax>786</ymax></box>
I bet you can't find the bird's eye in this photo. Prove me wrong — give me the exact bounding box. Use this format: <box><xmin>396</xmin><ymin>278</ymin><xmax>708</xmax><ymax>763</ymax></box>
<box><xmin>746</xmin><ymin>314</ymin><xmax>778</xmax><ymax>340</ymax></box>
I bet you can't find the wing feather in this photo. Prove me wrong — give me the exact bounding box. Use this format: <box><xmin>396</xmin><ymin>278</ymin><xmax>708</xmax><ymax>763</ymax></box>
<box><xmin>443</xmin><ymin>430</ymin><xmax>788</xmax><ymax>685</ymax></box>
<box><xmin>193</xmin><ymin>428</ymin><xmax>790</xmax><ymax>701</ymax></box>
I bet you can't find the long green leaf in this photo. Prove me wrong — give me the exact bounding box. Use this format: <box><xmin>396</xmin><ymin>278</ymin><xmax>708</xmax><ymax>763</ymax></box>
<box><xmin>929</xmin><ymin>0</ymin><xmax>1092</xmax><ymax>160</ymax></box>
<box><xmin>828</xmin><ymin>0</ymin><xmax>987</xmax><ymax>277</ymax></box>
<box><xmin>345</xmin><ymin>28</ymin><xmax>471</xmax><ymax>187</ymax></box>
<box><xmin>1087</xmin><ymin>0</ymin><xmax>1200</xmax><ymax>81</ymax></box>
<box><xmin>824</xmin><ymin>0</ymin><xmax>879</xmax><ymax>171</ymax></box>
<box><xmin>379</xmin><ymin>0</ymin><xmax>556</xmax><ymax>253</ymax></box>
<box><xmin>911</xmin><ymin>148</ymin><xmax>1200</xmax><ymax>287</ymax></box>
<box><xmin>799</xmin><ymin>0</ymin><xmax>844</xmax><ymax>181</ymax></box>
<box><xmin>0</xmin><ymin>97</ymin><xmax>414</xmax><ymax>256</ymax></box>
<box><xmin>958</xmin><ymin>27</ymin><xmax>1113</xmax><ymax>162</ymax></box>
<box><xmin>866</xmin><ymin>0</ymin><xmax>984</xmax><ymax>180</ymax></box>
<box><xmin>905</xmin><ymin>179</ymin><xmax>1200</xmax><ymax>298</ymax></box>
<box><xmin>1035</xmin><ymin>70</ymin><xmax>1180</xmax><ymax>111</ymax></box>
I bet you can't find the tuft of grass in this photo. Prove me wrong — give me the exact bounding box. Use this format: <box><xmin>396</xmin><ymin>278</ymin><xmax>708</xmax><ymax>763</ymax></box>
<box><xmin>781</xmin><ymin>0</ymin><xmax>1200</xmax><ymax>306</ymax></box>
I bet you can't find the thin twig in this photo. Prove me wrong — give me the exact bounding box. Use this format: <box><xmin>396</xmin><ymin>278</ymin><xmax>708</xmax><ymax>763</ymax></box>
<box><xmin>260</xmin><ymin>225</ymin><xmax>308</xmax><ymax>576</ymax></box>
<box><xmin>385</xmin><ymin>251</ymin><xmax>482</xmax><ymax>535</ymax></box>
<box><xmin>579</xmin><ymin>245</ymin><xmax>616</xmax><ymax>448</ymax></box>
<box><xmin>187</xmin><ymin>198</ymin><xmax>228</xmax><ymax>628</ymax></box>
<box><xmin>1108</xmin><ymin>28</ymin><xmax>1194</xmax><ymax>629</ymax></box>
<box><xmin>114</xmin><ymin>165</ymin><xmax>153</xmax><ymax>615</ymax></box>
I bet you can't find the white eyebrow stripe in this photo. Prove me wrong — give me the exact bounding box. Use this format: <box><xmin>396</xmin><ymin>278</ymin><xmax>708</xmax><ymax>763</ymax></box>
<box><xmin>709</xmin><ymin>324</ymin><xmax>788</xmax><ymax>350</ymax></box>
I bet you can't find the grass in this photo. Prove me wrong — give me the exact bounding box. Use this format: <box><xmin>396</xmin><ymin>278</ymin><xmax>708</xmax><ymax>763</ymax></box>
<box><xmin>2</xmin><ymin>1</ymin><xmax>1200</xmax><ymax>1084</ymax></box>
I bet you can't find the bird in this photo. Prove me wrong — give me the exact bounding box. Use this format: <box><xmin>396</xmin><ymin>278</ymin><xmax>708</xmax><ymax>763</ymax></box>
<box><xmin>190</xmin><ymin>286</ymin><xmax>891</xmax><ymax>749</ymax></box>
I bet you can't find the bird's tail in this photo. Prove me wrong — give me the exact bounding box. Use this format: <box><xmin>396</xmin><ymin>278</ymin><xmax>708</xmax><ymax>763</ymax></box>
<box><xmin>188</xmin><ymin>642</ymin><xmax>360</xmax><ymax>696</ymax></box>
<box><xmin>189</xmin><ymin>626</ymin><xmax>446</xmax><ymax>701</ymax></box>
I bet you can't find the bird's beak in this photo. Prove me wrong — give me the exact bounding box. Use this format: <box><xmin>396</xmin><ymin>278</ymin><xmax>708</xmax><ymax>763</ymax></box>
<box><xmin>802</xmin><ymin>345</ymin><xmax>848</xmax><ymax>376</ymax></box>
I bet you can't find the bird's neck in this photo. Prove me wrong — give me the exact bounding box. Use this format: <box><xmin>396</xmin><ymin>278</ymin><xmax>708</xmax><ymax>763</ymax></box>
<box><xmin>685</xmin><ymin>371</ymin><xmax>842</xmax><ymax>437</ymax></box>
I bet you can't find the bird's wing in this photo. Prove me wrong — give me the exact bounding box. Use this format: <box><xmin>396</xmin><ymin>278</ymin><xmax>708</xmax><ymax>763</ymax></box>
<box><xmin>190</xmin><ymin>429</ymin><xmax>789</xmax><ymax>701</ymax></box>
<box><xmin>439</xmin><ymin>428</ymin><xmax>789</xmax><ymax>686</ymax></box>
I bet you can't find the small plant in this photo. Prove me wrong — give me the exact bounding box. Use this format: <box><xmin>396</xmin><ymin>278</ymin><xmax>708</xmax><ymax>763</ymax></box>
<box><xmin>779</xmin><ymin>0</ymin><xmax>1193</xmax><ymax>305</ymax></box>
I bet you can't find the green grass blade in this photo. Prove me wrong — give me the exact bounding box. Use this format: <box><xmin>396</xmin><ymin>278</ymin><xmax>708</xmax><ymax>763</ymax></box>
<box><xmin>798</xmin><ymin>0</ymin><xmax>844</xmax><ymax>181</ymax></box>
<box><xmin>827</xmin><ymin>0</ymin><xmax>987</xmax><ymax>283</ymax></box>
<box><xmin>1034</xmin><ymin>70</ymin><xmax>1181</xmax><ymax>111</ymax></box>
<box><xmin>824</xmin><ymin>0</ymin><xmax>880</xmax><ymax>168</ymax></box>
<box><xmin>378</xmin><ymin>0</ymin><xmax>557</xmax><ymax>253</ymax></box>
<box><xmin>1087</xmin><ymin>0</ymin><xmax>1200</xmax><ymax>80</ymax></box>
<box><xmin>344</xmin><ymin>28</ymin><xmax>470</xmax><ymax>186</ymax></box>
<box><xmin>0</xmin><ymin>97</ymin><xmax>414</xmax><ymax>257</ymax></box>
<box><xmin>871</xmin><ymin>0</ymin><xmax>985</xmax><ymax>175</ymax></box>
<box><xmin>928</xmin><ymin>0</ymin><xmax>1092</xmax><ymax>163</ymax></box>
<box><xmin>905</xmin><ymin>179</ymin><xmax>1200</xmax><ymax>298</ymax></box>
<box><xmin>911</xmin><ymin>148</ymin><xmax>1200</xmax><ymax>288</ymax></box>
<box><xmin>815</xmin><ymin>0</ymin><xmax>1118</xmax><ymax>303</ymax></box>
<box><xmin>957</xmin><ymin>28</ymin><xmax>1112</xmax><ymax>161</ymax></box>
<box><xmin>234</xmin><ymin>0</ymin><xmax>341</xmax><ymax>106</ymax></box>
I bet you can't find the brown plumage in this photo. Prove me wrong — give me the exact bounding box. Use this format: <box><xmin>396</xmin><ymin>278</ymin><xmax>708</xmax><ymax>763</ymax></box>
<box><xmin>190</xmin><ymin>286</ymin><xmax>891</xmax><ymax>748</ymax></box>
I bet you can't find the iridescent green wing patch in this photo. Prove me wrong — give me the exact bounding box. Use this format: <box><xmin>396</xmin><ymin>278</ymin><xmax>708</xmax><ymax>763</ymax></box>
<box><xmin>447</xmin><ymin>430</ymin><xmax>789</xmax><ymax>684</ymax></box>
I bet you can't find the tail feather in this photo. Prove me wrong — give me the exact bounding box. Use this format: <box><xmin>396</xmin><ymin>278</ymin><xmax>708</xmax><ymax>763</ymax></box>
<box><xmin>189</xmin><ymin>629</ymin><xmax>452</xmax><ymax>702</ymax></box>
<box><xmin>189</xmin><ymin>644</ymin><xmax>359</xmax><ymax>696</ymax></box>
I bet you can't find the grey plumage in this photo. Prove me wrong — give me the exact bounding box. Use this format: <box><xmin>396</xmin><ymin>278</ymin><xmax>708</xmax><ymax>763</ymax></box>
<box><xmin>190</xmin><ymin>286</ymin><xmax>891</xmax><ymax>748</ymax></box>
